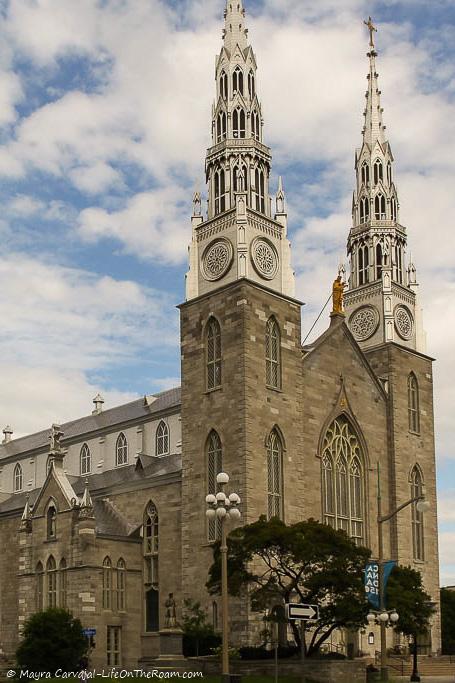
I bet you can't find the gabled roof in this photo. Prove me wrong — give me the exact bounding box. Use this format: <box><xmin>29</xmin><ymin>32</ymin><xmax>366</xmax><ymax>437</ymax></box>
<box><xmin>0</xmin><ymin>387</ymin><xmax>181</xmax><ymax>460</ymax></box>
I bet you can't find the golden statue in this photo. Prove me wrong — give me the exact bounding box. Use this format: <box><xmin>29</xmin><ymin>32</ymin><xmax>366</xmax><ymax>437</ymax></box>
<box><xmin>364</xmin><ymin>16</ymin><xmax>377</xmax><ymax>49</ymax></box>
<box><xmin>332</xmin><ymin>275</ymin><xmax>346</xmax><ymax>314</ymax></box>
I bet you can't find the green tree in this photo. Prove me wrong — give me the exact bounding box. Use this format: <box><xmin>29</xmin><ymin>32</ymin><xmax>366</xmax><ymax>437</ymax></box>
<box><xmin>440</xmin><ymin>588</ymin><xmax>455</xmax><ymax>655</ymax></box>
<box><xmin>181</xmin><ymin>598</ymin><xmax>221</xmax><ymax>657</ymax></box>
<box><xmin>387</xmin><ymin>566</ymin><xmax>435</xmax><ymax>671</ymax></box>
<box><xmin>16</xmin><ymin>608</ymin><xmax>87</xmax><ymax>673</ymax></box>
<box><xmin>207</xmin><ymin>516</ymin><xmax>370</xmax><ymax>656</ymax></box>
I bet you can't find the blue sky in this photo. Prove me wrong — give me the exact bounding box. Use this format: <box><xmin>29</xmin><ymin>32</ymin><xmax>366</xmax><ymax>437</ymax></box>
<box><xmin>0</xmin><ymin>0</ymin><xmax>454</xmax><ymax>584</ymax></box>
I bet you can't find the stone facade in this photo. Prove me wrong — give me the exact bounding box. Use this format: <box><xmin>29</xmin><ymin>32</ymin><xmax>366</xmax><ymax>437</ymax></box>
<box><xmin>0</xmin><ymin>0</ymin><xmax>441</xmax><ymax>669</ymax></box>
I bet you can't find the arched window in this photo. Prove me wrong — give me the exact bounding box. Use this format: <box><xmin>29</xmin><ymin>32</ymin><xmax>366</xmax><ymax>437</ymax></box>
<box><xmin>391</xmin><ymin>196</ymin><xmax>397</xmax><ymax>222</ymax></box>
<box><xmin>216</xmin><ymin>111</ymin><xmax>227</xmax><ymax>142</ymax></box>
<box><xmin>373</xmin><ymin>159</ymin><xmax>383</xmax><ymax>185</ymax></box>
<box><xmin>267</xmin><ymin>429</ymin><xmax>283</xmax><ymax>520</ymax></box>
<box><xmin>359</xmin><ymin>196</ymin><xmax>369</xmax><ymax>224</ymax></box>
<box><xmin>232</xmin><ymin>66</ymin><xmax>244</xmax><ymax>95</ymax></box>
<box><xmin>374</xmin><ymin>193</ymin><xmax>386</xmax><ymax>220</ymax></box>
<box><xmin>376</xmin><ymin>243</ymin><xmax>383</xmax><ymax>280</ymax></box>
<box><xmin>46</xmin><ymin>556</ymin><xmax>57</xmax><ymax>608</ymax></box>
<box><xmin>219</xmin><ymin>70</ymin><xmax>228</xmax><ymax>100</ymax></box>
<box><xmin>103</xmin><ymin>557</ymin><xmax>113</xmax><ymax>609</ymax></box>
<box><xmin>253</xmin><ymin>167</ymin><xmax>265</xmax><ymax>213</ymax></box>
<box><xmin>361</xmin><ymin>161</ymin><xmax>370</xmax><ymax>186</ymax></box>
<box><xmin>387</xmin><ymin>161</ymin><xmax>392</xmax><ymax>185</ymax></box>
<box><xmin>411</xmin><ymin>466</ymin><xmax>424</xmax><ymax>560</ymax></box>
<box><xmin>116</xmin><ymin>433</ymin><xmax>128</xmax><ymax>466</ymax></box>
<box><xmin>233</xmin><ymin>163</ymin><xmax>247</xmax><ymax>193</ymax></box>
<box><xmin>207</xmin><ymin>318</ymin><xmax>222</xmax><ymax>390</ymax></box>
<box><xmin>358</xmin><ymin>243</ymin><xmax>369</xmax><ymax>286</ymax></box>
<box><xmin>214</xmin><ymin>167</ymin><xmax>227</xmax><ymax>215</ymax></box>
<box><xmin>248</xmin><ymin>70</ymin><xmax>255</xmax><ymax>98</ymax></box>
<box><xmin>144</xmin><ymin>503</ymin><xmax>159</xmax><ymax>632</ymax></box>
<box><xmin>59</xmin><ymin>558</ymin><xmax>67</xmax><ymax>608</ymax></box>
<box><xmin>36</xmin><ymin>562</ymin><xmax>44</xmax><ymax>611</ymax></box>
<box><xmin>394</xmin><ymin>244</ymin><xmax>403</xmax><ymax>284</ymax></box>
<box><xmin>14</xmin><ymin>463</ymin><xmax>23</xmax><ymax>492</ymax></box>
<box><xmin>233</xmin><ymin>107</ymin><xmax>246</xmax><ymax>138</ymax></box>
<box><xmin>251</xmin><ymin>111</ymin><xmax>260</xmax><ymax>141</ymax></box>
<box><xmin>117</xmin><ymin>558</ymin><xmax>126</xmax><ymax>611</ymax></box>
<box><xmin>266</xmin><ymin>317</ymin><xmax>281</xmax><ymax>389</ymax></box>
<box><xmin>47</xmin><ymin>503</ymin><xmax>57</xmax><ymax>539</ymax></box>
<box><xmin>80</xmin><ymin>443</ymin><xmax>91</xmax><ymax>476</ymax></box>
<box><xmin>156</xmin><ymin>421</ymin><xmax>169</xmax><ymax>456</ymax></box>
<box><xmin>321</xmin><ymin>416</ymin><xmax>365</xmax><ymax>545</ymax></box>
<box><xmin>408</xmin><ymin>373</ymin><xmax>420</xmax><ymax>433</ymax></box>
<box><xmin>207</xmin><ymin>431</ymin><xmax>223</xmax><ymax>542</ymax></box>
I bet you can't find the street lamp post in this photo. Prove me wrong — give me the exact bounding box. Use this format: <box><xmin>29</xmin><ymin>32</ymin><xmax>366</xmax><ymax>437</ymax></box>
<box><xmin>375</xmin><ymin>463</ymin><xmax>430</xmax><ymax>682</ymax></box>
<box><xmin>206</xmin><ymin>472</ymin><xmax>241</xmax><ymax>683</ymax></box>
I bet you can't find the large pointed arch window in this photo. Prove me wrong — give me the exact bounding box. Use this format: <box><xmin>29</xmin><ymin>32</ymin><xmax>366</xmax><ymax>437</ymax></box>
<box><xmin>214</xmin><ymin>167</ymin><xmax>227</xmax><ymax>215</ymax></box>
<box><xmin>207</xmin><ymin>431</ymin><xmax>223</xmax><ymax>542</ymax></box>
<box><xmin>216</xmin><ymin>111</ymin><xmax>227</xmax><ymax>143</ymax></box>
<box><xmin>267</xmin><ymin>429</ymin><xmax>283</xmax><ymax>520</ymax></box>
<box><xmin>411</xmin><ymin>466</ymin><xmax>424</xmax><ymax>560</ymax></box>
<box><xmin>219</xmin><ymin>70</ymin><xmax>228</xmax><ymax>100</ymax></box>
<box><xmin>103</xmin><ymin>556</ymin><xmax>113</xmax><ymax>609</ymax></box>
<box><xmin>232</xmin><ymin>66</ymin><xmax>244</xmax><ymax>95</ymax></box>
<box><xmin>46</xmin><ymin>556</ymin><xmax>57</xmax><ymax>608</ymax></box>
<box><xmin>14</xmin><ymin>463</ymin><xmax>23</xmax><ymax>492</ymax></box>
<box><xmin>116</xmin><ymin>433</ymin><xmax>128</xmax><ymax>466</ymax></box>
<box><xmin>233</xmin><ymin>107</ymin><xmax>246</xmax><ymax>138</ymax></box>
<box><xmin>358</xmin><ymin>243</ymin><xmax>369</xmax><ymax>286</ymax></box>
<box><xmin>248</xmin><ymin>70</ymin><xmax>255</xmax><ymax>98</ymax></box>
<box><xmin>207</xmin><ymin>317</ymin><xmax>222</xmax><ymax>390</ymax></box>
<box><xmin>408</xmin><ymin>373</ymin><xmax>420</xmax><ymax>434</ymax></box>
<box><xmin>374</xmin><ymin>193</ymin><xmax>386</xmax><ymax>220</ymax></box>
<box><xmin>321</xmin><ymin>416</ymin><xmax>365</xmax><ymax>545</ymax></box>
<box><xmin>156</xmin><ymin>421</ymin><xmax>169</xmax><ymax>456</ymax></box>
<box><xmin>144</xmin><ymin>502</ymin><xmax>159</xmax><ymax>632</ymax></box>
<box><xmin>361</xmin><ymin>161</ymin><xmax>370</xmax><ymax>186</ymax></box>
<box><xmin>253</xmin><ymin>167</ymin><xmax>265</xmax><ymax>213</ymax></box>
<box><xmin>80</xmin><ymin>443</ymin><xmax>91</xmax><ymax>476</ymax></box>
<box><xmin>373</xmin><ymin>158</ymin><xmax>383</xmax><ymax>185</ymax></box>
<box><xmin>265</xmin><ymin>317</ymin><xmax>281</xmax><ymax>389</ymax></box>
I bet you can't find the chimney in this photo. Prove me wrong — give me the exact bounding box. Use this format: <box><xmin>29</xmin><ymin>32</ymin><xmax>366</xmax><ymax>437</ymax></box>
<box><xmin>92</xmin><ymin>394</ymin><xmax>104</xmax><ymax>415</ymax></box>
<box><xmin>2</xmin><ymin>426</ymin><xmax>13</xmax><ymax>444</ymax></box>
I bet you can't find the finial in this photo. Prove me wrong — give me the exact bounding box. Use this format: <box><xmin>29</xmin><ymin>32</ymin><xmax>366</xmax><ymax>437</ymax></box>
<box><xmin>276</xmin><ymin>176</ymin><xmax>285</xmax><ymax>214</ymax></box>
<box><xmin>92</xmin><ymin>393</ymin><xmax>104</xmax><ymax>415</ymax></box>
<box><xmin>2</xmin><ymin>425</ymin><xmax>13</xmax><ymax>444</ymax></box>
<box><xmin>192</xmin><ymin>187</ymin><xmax>202</xmax><ymax>217</ymax></box>
<box><xmin>364</xmin><ymin>16</ymin><xmax>377</xmax><ymax>50</ymax></box>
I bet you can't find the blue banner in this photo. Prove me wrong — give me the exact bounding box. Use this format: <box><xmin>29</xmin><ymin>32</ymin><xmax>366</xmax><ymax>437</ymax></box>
<box><xmin>365</xmin><ymin>561</ymin><xmax>397</xmax><ymax>609</ymax></box>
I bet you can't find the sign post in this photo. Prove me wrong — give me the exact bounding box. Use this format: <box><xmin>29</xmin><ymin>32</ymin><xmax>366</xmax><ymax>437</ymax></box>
<box><xmin>286</xmin><ymin>604</ymin><xmax>319</xmax><ymax>683</ymax></box>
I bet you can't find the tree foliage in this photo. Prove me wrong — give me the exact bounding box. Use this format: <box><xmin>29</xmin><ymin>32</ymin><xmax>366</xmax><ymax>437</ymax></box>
<box><xmin>386</xmin><ymin>565</ymin><xmax>435</xmax><ymax>637</ymax></box>
<box><xmin>440</xmin><ymin>588</ymin><xmax>455</xmax><ymax>655</ymax></box>
<box><xmin>181</xmin><ymin>598</ymin><xmax>221</xmax><ymax>657</ymax></box>
<box><xmin>207</xmin><ymin>516</ymin><xmax>370</xmax><ymax>656</ymax></box>
<box><xmin>16</xmin><ymin>608</ymin><xmax>87</xmax><ymax>673</ymax></box>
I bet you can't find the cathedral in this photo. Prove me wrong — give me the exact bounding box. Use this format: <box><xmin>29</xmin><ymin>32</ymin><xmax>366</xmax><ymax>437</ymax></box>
<box><xmin>0</xmin><ymin>0</ymin><xmax>440</xmax><ymax>669</ymax></box>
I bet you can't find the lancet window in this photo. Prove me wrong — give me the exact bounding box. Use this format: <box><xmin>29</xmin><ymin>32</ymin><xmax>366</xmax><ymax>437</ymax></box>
<box><xmin>359</xmin><ymin>196</ymin><xmax>369</xmax><ymax>223</ymax></box>
<box><xmin>253</xmin><ymin>167</ymin><xmax>265</xmax><ymax>213</ymax></box>
<box><xmin>387</xmin><ymin>161</ymin><xmax>392</xmax><ymax>185</ymax></box>
<box><xmin>408</xmin><ymin>373</ymin><xmax>420</xmax><ymax>434</ymax></box>
<box><xmin>116</xmin><ymin>432</ymin><xmax>128</xmax><ymax>466</ymax></box>
<box><xmin>156</xmin><ymin>421</ymin><xmax>169</xmax><ymax>456</ymax></box>
<box><xmin>207</xmin><ymin>317</ymin><xmax>222</xmax><ymax>390</ymax></box>
<box><xmin>232</xmin><ymin>66</ymin><xmax>244</xmax><ymax>95</ymax></box>
<box><xmin>361</xmin><ymin>161</ymin><xmax>370</xmax><ymax>186</ymax></box>
<box><xmin>233</xmin><ymin>163</ymin><xmax>247</xmax><ymax>193</ymax></box>
<box><xmin>267</xmin><ymin>429</ymin><xmax>283</xmax><ymax>520</ymax></box>
<box><xmin>80</xmin><ymin>443</ymin><xmax>91</xmax><ymax>476</ymax></box>
<box><xmin>219</xmin><ymin>70</ymin><xmax>228</xmax><ymax>100</ymax></box>
<box><xmin>47</xmin><ymin>556</ymin><xmax>57</xmax><ymax>608</ymax></box>
<box><xmin>391</xmin><ymin>196</ymin><xmax>397</xmax><ymax>222</ymax></box>
<box><xmin>376</xmin><ymin>243</ymin><xmax>383</xmax><ymax>280</ymax></box>
<box><xmin>251</xmin><ymin>111</ymin><xmax>260</xmax><ymax>141</ymax></box>
<box><xmin>374</xmin><ymin>193</ymin><xmax>386</xmax><ymax>220</ymax></box>
<box><xmin>214</xmin><ymin>167</ymin><xmax>227</xmax><ymax>215</ymax></box>
<box><xmin>358</xmin><ymin>243</ymin><xmax>369</xmax><ymax>286</ymax></box>
<box><xmin>265</xmin><ymin>317</ymin><xmax>281</xmax><ymax>389</ymax></box>
<box><xmin>216</xmin><ymin>111</ymin><xmax>227</xmax><ymax>142</ymax></box>
<box><xmin>411</xmin><ymin>466</ymin><xmax>424</xmax><ymax>560</ymax></box>
<box><xmin>394</xmin><ymin>243</ymin><xmax>403</xmax><ymax>284</ymax></box>
<box><xmin>233</xmin><ymin>107</ymin><xmax>246</xmax><ymax>138</ymax></box>
<box><xmin>14</xmin><ymin>463</ymin><xmax>23</xmax><ymax>492</ymax></box>
<box><xmin>207</xmin><ymin>430</ymin><xmax>223</xmax><ymax>542</ymax></box>
<box><xmin>321</xmin><ymin>417</ymin><xmax>365</xmax><ymax>546</ymax></box>
<box><xmin>103</xmin><ymin>556</ymin><xmax>113</xmax><ymax>609</ymax></box>
<box><xmin>248</xmin><ymin>70</ymin><xmax>255</xmax><ymax>98</ymax></box>
<box><xmin>373</xmin><ymin>159</ymin><xmax>383</xmax><ymax>185</ymax></box>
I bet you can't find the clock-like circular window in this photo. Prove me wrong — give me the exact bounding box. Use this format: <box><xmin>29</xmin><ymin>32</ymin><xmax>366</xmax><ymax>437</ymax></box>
<box><xmin>349</xmin><ymin>305</ymin><xmax>380</xmax><ymax>342</ymax></box>
<box><xmin>394</xmin><ymin>305</ymin><xmax>414</xmax><ymax>340</ymax></box>
<box><xmin>202</xmin><ymin>238</ymin><xmax>233</xmax><ymax>281</ymax></box>
<box><xmin>251</xmin><ymin>238</ymin><xmax>278</xmax><ymax>280</ymax></box>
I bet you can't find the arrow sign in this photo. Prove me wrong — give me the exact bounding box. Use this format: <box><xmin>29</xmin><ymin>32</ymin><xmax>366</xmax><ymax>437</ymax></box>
<box><xmin>286</xmin><ymin>603</ymin><xmax>319</xmax><ymax>621</ymax></box>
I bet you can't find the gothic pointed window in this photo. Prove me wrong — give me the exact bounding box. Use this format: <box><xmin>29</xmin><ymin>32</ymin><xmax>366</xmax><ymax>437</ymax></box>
<box><xmin>254</xmin><ymin>167</ymin><xmax>265</xmax><ymax>213</ymax></box>
<box><xmin>391</xmin><ymin>196</ymin><xmax>397</xmax><ymax>222</ymax></box>
<box><xmin>144</xmin><ymin>503</ymin><xmax>159</xmax><ymax>630</ymax></box>
<box><xmin>214</xmin><ymin>167</ymin><xmax>227</xmax><ymax>215</ymax></box>
<box><xmin>408</xmin><ymin>373</ymin><xmax>420</xmax><ymax>434</ymax></box>
<box><xmin>358</xmin><ymin>243</ymin><xmax>369</xmax><ymax>285</ymax></box>
<box><xmin>207</xmin><ymin>317</ymin><xmax>222</xmax><ymax>390</ymax></box>
<box><xmin>116</xmin><ymin>432</ymin><xmax>128</xmax><ymax>466</ymax></box>
<box><xmin>232</xmin><ymin>66</ymin><xmax>244</xmax><ymax>95</ymax></box>
<box><xmin>321</xmin><ymin>416</ymin><xmax>365</xmax><ymax>546</ymax></box>
<box><xmin>267</xmin><ymin>429</ymin><xmax>283</xmax><ymax>520</ymax></box>
<box><xmin>46</xmin><ymin>556</ymin><xmax>57</xmax><ymax>608</ymax></box>
<box><xmin>47</xmin><ymin>503</ymin><xmax>57</xmax><ymax>539</ymax></box>
<box><xmin>217</xmin><ymin>111</ymin><xmax>227</xmax><ymax>143</ymax></box>
<box><xmin>233</xmin><ymin>107</ymin><xmax>246</xmax><ymax>138</ymax></box>
<box><xmin>14</xmin><ymin>463</ymin><xmax>23</xmax><ymax>492</ymax></box>
<box><xmin>411</xmin><ymin>466</ymin><xmax>424</xmax><ymax>560</ymax></box>
<box><xmin>220</xmin><ymin>70</ymin><xmax>228</xmax><ymax>100</ymax></box>
<box><xmin>394</xmin><ymin>243</ymin><xmax>403</xmax><ymax>284</ymax></box>
<box><xmin>80</xmin><ymin>443</ymin><xmax>91</xmax><ymax>476</ymax></box>
<box><xmin>59</xmin><ymin>558</ymin><xmax>67</xmax><ymax>608</ymax></box>
<box><xmin>36</xmin><ymin>562</ymin><xmax>44</xmax><ymax>611</ymax></box>
<box><xmin>265</xmin><ymin>317</ymin><xmax>281</xmax><ymax>389</ymax></box>
<box><xmin>387</xmin><ymin>161</ymin><xmax>392</xmax><ymax>185</ymax></box>
<box><xmin>373</xmin><ymin>158</ymin><xmax>383</xmax><ymax>185</ymax></box>
<box><xmin>376</xmin><ymin>243</ymin><xmax>383</xmax><ymax>280</ymax></box>
<box><xmin>374</xmin><ymin>193</ymin><xmax>386</xmax><ymax>220</ymax></box>
<box><xmin>359</xmin><ymin>196</ymin><xmax>369</xmax><ymax>224</ymax></box>
<box><xmin>361</xmin><ymin>161</ymin><xmax>370</xmax><ymax>186</ymax></box>
<box><xmin>248</xmin><ymin>70</ymin><xmax>255</xmax><ymax>98</ymax></box>
<box><xmin>156</xmin><ymin>421</ymin><xmax>169</xmax><ymax>456</ymax></box>
<box><xmin>207</xmin><ymin>430</ymin><xmax>223</xmax><ymax>542</ymax></box>
<box><xmin>117</xmin><ymin>558</ymin><xmax>126</xmax><ymax>611</ymax></box>
<box><xmin>103</xmin><ymin>556</ymin><xmax>113</xmax><ymax>609</ymax></box>
<box><xmin>233</xmin><ymin>164</ymin><xmax>247</xmax><ymax>193</ymax></box>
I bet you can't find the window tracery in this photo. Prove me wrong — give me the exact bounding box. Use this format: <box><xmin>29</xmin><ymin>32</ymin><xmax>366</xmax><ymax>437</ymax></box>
<box><xmin>267</xmin><ymin>429</ymin><xmax>283</xmax><ymax>520</ymax></box>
